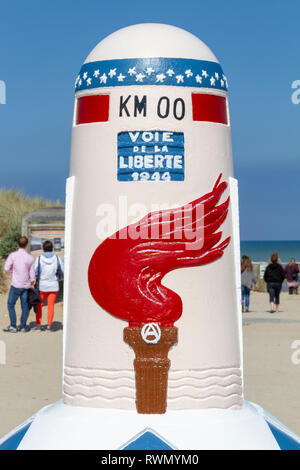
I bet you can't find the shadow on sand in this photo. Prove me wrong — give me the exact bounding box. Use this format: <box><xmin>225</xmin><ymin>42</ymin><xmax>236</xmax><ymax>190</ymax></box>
<box><xmin>28</xmin><ymin>320</ymin><xmax>63</xmax><ymax>332</ymax></box>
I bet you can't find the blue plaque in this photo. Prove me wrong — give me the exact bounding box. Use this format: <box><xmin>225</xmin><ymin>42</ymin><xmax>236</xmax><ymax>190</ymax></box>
<box><xmin>117</xmin><ymin>131</ymin><xmax>184</xmax><ymax>182</ymax></box>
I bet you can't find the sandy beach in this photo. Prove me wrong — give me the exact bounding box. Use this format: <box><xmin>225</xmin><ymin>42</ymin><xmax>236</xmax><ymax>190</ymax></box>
<box><xmin>0</xmin><ymin>288</ymin><xmax>299</xmax><ymax>440</ymax></box>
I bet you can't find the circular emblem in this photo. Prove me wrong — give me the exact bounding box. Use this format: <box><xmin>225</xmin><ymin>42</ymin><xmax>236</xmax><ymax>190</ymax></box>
<box><xmin>141</xmin><ymin>323</ymin><xmax>161</xmax><ymax>344</ymax></box>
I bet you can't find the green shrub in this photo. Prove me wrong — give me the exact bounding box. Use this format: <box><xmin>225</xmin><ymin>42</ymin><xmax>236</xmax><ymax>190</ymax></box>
<box><xmin>0</xmin><ymin>225</ymin><xmax>21</xmax><ymax>259</ymax></box>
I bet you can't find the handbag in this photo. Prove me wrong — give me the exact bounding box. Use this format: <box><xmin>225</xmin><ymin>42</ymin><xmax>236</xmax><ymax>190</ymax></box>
<box><xmin>56</xmin><ymin>255</ymin><xmax>64</xmax><ymax>281</ymax></box>
<box><xmin>28</xmin><ymin>287</ymin><xmax>42</xmax><ymax>313</ymax></box>
<box><xmin>35</xmin><ymin>256</ymin><xmax>41</xmax><ymax>292</ymax></box>
<box><xmin>32</xmin><ymin>256</ymin><xmax>42</xmax><ymax>314</ymax></box>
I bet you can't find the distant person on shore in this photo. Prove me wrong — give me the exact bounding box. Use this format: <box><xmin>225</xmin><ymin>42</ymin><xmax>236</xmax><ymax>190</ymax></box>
<box><xmin>241</xmin><ymin>258</ymin><xmax>257</xmax><ymax>312</ymax></box>
<box><xmin>264</xmin><ymin>253</ymin><xmax>285</xmax><ymax>313</ymax></box>
<box><xmin>285</xmin><ymin>258</ymin><xmax>299</xmax><ymax>295</ymax></box>
<box><xmin>33</xmin><ymin>240</ymin><xmax>64</xmax><ymax>331</ymax></box>
<box><xmin>3</xmin><ymin>236</ymin><xmax>35</xmax><ymax>332</ymax></box>
<box><xmin>241</xmin><ymin>255</ymin><xmax>250</xmax><ymax>273</ymax></box>
<box><xmin>267</xmin><ymin>251</ymin><xmax>282</xmax><ymax>266</ymax></box>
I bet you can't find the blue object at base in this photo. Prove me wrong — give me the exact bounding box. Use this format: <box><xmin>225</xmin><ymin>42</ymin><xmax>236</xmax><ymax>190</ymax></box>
<box><xmin>0</xmin><ymin>422</ymin><xmax>32</xmax><ymax>450</ymax></box>
<box><xmin>267</xmin><ymin>422</ymin><xmax>300</xmax><ymax>450</ymax></box>
<box><xmin>123</xmin><ymin>430</ymin><xmax>174</xmax><ymax>450</ymax></box>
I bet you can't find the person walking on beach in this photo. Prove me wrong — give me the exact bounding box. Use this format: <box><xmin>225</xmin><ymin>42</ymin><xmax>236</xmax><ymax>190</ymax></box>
<box><xmin>33</xmin><ymin>240</ymin><xmax>64</xmax><ymax>331</ymax></box>
<box><xmin>241</xmin><ymin>255</ymin><xmax>250</xmax><ymax>274</ymax></box>
<box><xmin>3</xmin><ymin>236</ymin><xmax>35</xmax><ymax>332</ymax></box>
<box><xmin>264</xmin><ymin>252</ymin><xmax>285</xmax><ymax>313</ymax></box>
<box><xmin>241</xmin><ymin>257</ymin><xmax>257</xmax><ymax>312</ymax></box>
<box><xmin>267</xmin><ymin>251</ymin><xmax>282</xmax><ymax>266</ymax></box>
<box><xmin>285</xmin><ymin>258</ymin><xmax>299</xmax><ymax>295</ymax></box>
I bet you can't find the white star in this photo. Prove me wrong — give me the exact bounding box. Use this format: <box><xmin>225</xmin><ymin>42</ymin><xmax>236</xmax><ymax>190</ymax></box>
<box><xmin>86</xmin><ymin>77</ymin><xmax>92</xmax><ymax>86</ymax></box>
<box><xmin>74</xmin><ymin>75</ymin><xmax>80</xmax><ymax>86</ymax></box>
<box><xmin>117</xmin><ymin>73</ymin><xmax>126</xmax><ymax>82</ymax></box>
<box><xmin>108</xmin><ymin>68</ymin><xmax>117</xmax><ymax>78</ymax></box>
<box><xmin>78</xmin><ymin>79</ymin><xmax>82</xmax><ymax>86</ymax></box>
<box><xmin>185</xmin><ymin>69</ymin><xmax>193</xmax><ymax>77</ymax></box>
<box><xmin>195</xmin><ymin>74</ymin><xmax>202</xmax><ymax>84</ymax></box>
<box><xmin>146</xmin><ymin>67</ymin><xmax>155</xmax><ymax>75</ymax></box>
<box><xmin>176</xmin><ymin>75</ymin><xmax>184</xmax><ymax>84</ymax></box>
<box><xmin>210</xmin><ymin>76</ymin><xmax>216</xmax><ymax>86</ymax></box>
<box><xmin>220</xmin><ymin>79</ymin><xmax>225</xmax><ymax>87</ymax></box>
<box><xmin>156</xmin><ymin>73</ymin><xmax>166</xmax><ymax>83</ymax></box>
<box><xmin>128</xmin><ymin>67</ymin><xmax>136</xmax><ymax>76</ymax></box>
<box><xmin>93</xmin><ymin>70</ymin><xmax>100</xmax><ymax>78</ymax></box>
<box><xmin>100</xmin><ymin>73</ymin><xmax>107</xmax><ymax>84</ymax></box>
<box><xmin>215</xmin><ymin>72</ymin><xmax>219</xmax><ymax>80</ymax></box>
<box><xmin>166</xmin><ymin>68</ymin><xmax>175</xmax><ymax>77</ymax></box>
<box><xmin>136</xmin><ymin>73</ymin><xmax>145</xmax><ymax>82</ymax></box>
<box><xmin>202</xmin><ymin>70</ymin><xmax>208</xmax><ymax>78</ymax></box>
<box><xmin>83</xmin><ymin>72</ymin><xmax>88</xmax><ymax>80</ymax></box>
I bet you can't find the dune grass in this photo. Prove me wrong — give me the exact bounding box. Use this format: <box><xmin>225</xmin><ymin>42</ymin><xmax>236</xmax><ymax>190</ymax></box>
<box><xmin>0</xmin><ymin>188</ymin><xmax>60</xmax><ymax>291</ymax></box>
<box><xmin>0</xmin><ymin>188</ymin><xmax>56</xmax><ymax>238</ymax></box>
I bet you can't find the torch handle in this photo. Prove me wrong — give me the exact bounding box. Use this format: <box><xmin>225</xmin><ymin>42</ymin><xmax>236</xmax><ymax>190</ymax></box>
<box><xmin>124</xmin><ymin>326</ymin><xmax>178</xmax><ymax>414</ymax></box>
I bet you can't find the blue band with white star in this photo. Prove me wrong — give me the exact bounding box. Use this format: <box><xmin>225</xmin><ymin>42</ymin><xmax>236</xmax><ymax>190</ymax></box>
<box><xmin>75</xmin><ymin>58</ymin><xmax>228</xmax><ymax>92</ymax></box>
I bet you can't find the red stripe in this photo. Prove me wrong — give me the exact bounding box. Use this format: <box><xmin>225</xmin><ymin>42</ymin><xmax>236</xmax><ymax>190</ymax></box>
<box><xmin>76</xmin><ymin>95</ymin><xmax>109</xmax><ymax>124</ymax></box>
<box><xmin>191</xmin><ymin>94</ymin><xmax>228</xmax><ymax>124</ymax></box>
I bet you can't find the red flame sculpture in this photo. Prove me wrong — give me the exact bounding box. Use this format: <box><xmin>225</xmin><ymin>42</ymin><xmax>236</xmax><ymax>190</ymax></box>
<box><xmin>88</xmin><ymin>174</ymin><xmax>230</xmax><ymax>327</ymax></box>
<box><xmin>88</xmin><ymin>174</ymin><xmax>230</xmax><ymax>413</ymax></box>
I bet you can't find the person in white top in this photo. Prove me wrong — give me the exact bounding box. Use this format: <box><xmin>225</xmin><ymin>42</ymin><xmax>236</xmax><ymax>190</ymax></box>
<box><xmin>33</xmin><ymin>240</ymin><xmax>64</xmax><ymax>331</ymax></box>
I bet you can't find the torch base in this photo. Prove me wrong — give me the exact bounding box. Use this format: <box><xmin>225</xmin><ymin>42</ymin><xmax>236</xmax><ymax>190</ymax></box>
<box><xmin>124</xmin><ymin>326</ymin><xmax>178</xmax><ymax>414</ymax></box>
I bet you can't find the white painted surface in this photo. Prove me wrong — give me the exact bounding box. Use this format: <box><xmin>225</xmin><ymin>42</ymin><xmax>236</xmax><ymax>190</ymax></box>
<box><xmin>64</xmin><ymin>23</ymin><xmax>242</xmax><ymax>410</ymax></box>
<box><xmin>229</xmin><ymin>177</ymin><xmax>243</xmax><ymax>384</ymax></box>
<box><xmin>85</xmin><ymin>23</ymin><xmax>218</xmax><ymax>63</ymax></box>
<box><xmin>18</xmin><ymin>400</ymin><xmax>280</xmax><ymax>450</ymax></box>
<box><xmin>62</xmin><ymin>176</ymin><xmax>75</xmax><ymax>370</ymax></box>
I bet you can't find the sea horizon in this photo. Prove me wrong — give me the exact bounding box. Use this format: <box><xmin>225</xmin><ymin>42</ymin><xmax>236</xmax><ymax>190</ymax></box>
<box><xmin>240</xmin><ymin>240</ymin><xmax>300</xmax><ymax>263</ymax></box>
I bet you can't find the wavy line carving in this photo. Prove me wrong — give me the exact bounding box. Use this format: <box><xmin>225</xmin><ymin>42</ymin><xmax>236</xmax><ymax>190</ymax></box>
<box><xmin>64</xmin><ymin>366</ymin><xmax>241</xmax><ymax>376</ymax></box>
<box><xmin>64</xmin><ymin>376</ymin><xmax>242</xmax><ymax>390</ymax></box>
<box><xmin>63</xmin><ymin>366</ymin><xmax>243</xmax><ymax>409</ymax></box>
<box><xmin>63</xmin><ymin>390</ymin><xmax>243</xmax><ymax>410</ymax></box>
<box><xmin>63</xmin><ymin>389</ymin><xmax>241</xmax><ymax>400</ymax></box>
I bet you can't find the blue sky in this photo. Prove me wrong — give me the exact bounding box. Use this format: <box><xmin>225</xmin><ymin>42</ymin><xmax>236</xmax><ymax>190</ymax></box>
<box><xmin>0</xmin><ymin>0</ymin><xmax>299</xmax><ymax>240</ymax></box>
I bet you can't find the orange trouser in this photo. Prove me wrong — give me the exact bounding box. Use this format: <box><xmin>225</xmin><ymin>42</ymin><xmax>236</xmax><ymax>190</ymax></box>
<box><xmin>36</xmin><ymin>291</ymin><xmax>57</xmax><ymax>326</ymax></box>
